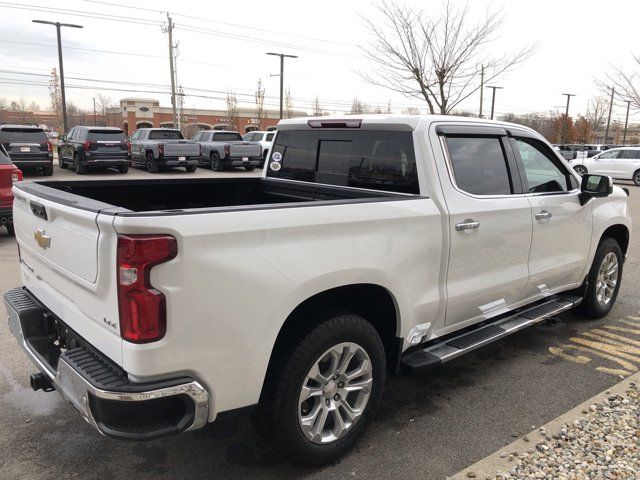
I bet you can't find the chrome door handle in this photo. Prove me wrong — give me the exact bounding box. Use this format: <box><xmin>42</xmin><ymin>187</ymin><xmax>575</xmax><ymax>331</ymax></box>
<box><xmin>455</xmin><ymin>220</ymin><xmax>480</xmax><ymax>231</ymax></box>
<box><xmin>535</xmin><ymin>210</ymin><xmax>553</xmax><ymax>220</ymax></box>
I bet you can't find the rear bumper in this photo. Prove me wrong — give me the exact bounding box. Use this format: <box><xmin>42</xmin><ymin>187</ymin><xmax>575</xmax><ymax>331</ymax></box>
<box><xmin>0</xmin><ymin>206</ymin><xmax>12</xmax><ymax>224</ymax></box>
<box><xmin>4</xmin><ymin>287</ymin><xmax>209</xmax><ymax>441</ymax></box>
<box><xmin>159</xmin><ymin>157</ymin><xmax>199</xmax><ymax>167</ymax></box>
<box><xmin>12</xmin><ymin>158</ymin><xmax>52</xmax><ymax>168</ymax></box>
<box><xmin>224</xmin><ymin>157</ymin><xmax>262</xmax><ymax>167</ymax></box>
<box><xmin>84</xmin><ymin>158</ymin><xmax>131</xmax><ymax>167</ymax></box>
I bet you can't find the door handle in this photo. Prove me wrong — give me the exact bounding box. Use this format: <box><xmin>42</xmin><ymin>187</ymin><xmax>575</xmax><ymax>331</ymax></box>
<box><xmin>455</xmin><ymin>220</ymin><xmax>480</xmax><ymax>231</ymax></box>
<box><xmin>535</xmin><ymin>210</ymin><xmax>553</xmax><ymax>220</ymax></box>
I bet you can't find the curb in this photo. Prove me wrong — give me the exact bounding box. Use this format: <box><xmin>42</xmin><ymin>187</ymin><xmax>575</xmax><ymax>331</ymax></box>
<box><xmin>448</xmin><ymin>370</ymin><xmax>640</xmax><ymax>479</ymax></box>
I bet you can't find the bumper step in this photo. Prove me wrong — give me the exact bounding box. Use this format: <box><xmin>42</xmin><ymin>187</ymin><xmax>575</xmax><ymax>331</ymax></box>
<box><xmin>402</xmin><ymin>294</ymin><xmax>582</xmax><ymax>371</ymax></box>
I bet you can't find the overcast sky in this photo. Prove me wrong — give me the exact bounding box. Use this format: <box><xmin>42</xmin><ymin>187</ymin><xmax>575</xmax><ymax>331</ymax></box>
<box><xmin>1</xmin><ymin>0</ymin><xmax>638</xmax><ymax>122</ymax></box>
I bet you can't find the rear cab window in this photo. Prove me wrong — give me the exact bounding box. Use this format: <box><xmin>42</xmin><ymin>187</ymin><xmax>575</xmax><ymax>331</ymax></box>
<box><xmin>0</xmin><ymin>128</ymin><xmax>48</xmax><ymax>143</ymax></box>
<box><xmin>268</xmin><ymin>129</ymin><xmax>419</xmax><ymax>194</ymax></box>
<box><xmin>86</xmin><ymin>129</ymin><xmax>126</xmax><ymax>141</ymax></box>
<box><xmin>149</xmin><ymin>130</ymin><xmax>184</xmax><ymax>140</ymax></box>
<box><xmin>266</xmin><ymin>133</ymin><xmax>274</xmax><ymax>142</ymax></box>
<box><xmin>213</xmin><ymin>132</ymin><xmax>243</xmax><ymax>142</ymax></box>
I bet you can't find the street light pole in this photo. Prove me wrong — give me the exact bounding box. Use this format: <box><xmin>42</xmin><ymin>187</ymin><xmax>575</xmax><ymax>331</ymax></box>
<box><xmin>622</xmin><ymin>100</ymin><xmax>631</xmax><ymax>145</ymax></box>
<box><xmin>92</xmin><ymin>97</ymin><xmax>97</xmax><ymax>126</ymax></box>
<box><xmin>486</xmin><ymin>86</ymin><xmax>503</xmax><ymax>120</ymax></box>
<box><xmin>266</xmin><ymin>52</ymin><xmax>298</xmax><ymax>119</ymax></box>
<box><xmin>32</xmin><ymin>20</ymin><xmax>83</xmax><ymax>133</ymax></box>
<box><xmin>561</xmin><ymin>93</ymin><xmax>575</xmax><ymax>143</ymax></box>
<box><xmin>604</xmin><ymin>86</ymin><xmax>615</xmax><ymax>144</ymax></box>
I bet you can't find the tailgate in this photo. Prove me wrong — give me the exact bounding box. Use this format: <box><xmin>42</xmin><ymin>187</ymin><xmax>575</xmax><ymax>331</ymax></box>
<box><xmin>229</xmin><ymin>143</ymin><xmax>261</xmax><ymax>157</ymax></box>
<box><xmin>7</xmin><ymin>142</ymin><xmax>49</xmax><ymax>159</ymax></box>
<box><xmin>164</xmin><ymin>141</ymin><xmax>199</xmax><ymax>157</ymax></box>
<box><xmin>12</xmin><ymin>184</ymin><xmax>123</xmax><ymax>363</ymax></box>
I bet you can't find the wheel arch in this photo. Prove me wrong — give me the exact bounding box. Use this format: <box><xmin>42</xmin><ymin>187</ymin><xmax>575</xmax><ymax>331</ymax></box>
<box><xmin>601</xmin><ymin>224</ymin><xmax>630</xmax><ymax>256</ymax></box>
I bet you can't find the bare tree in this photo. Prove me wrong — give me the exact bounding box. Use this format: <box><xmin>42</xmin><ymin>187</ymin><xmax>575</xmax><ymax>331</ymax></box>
<box><xmin>285</xmin><ymin>88</ymin><xmax>294</xmax><ymax>119</ymax></box>
<box><xmin>0</xmin><ymin>97</ymin><xmax>7</xmax><ymax>110</ymax></box>
<box><xmin>385</xmin><ymin>100</ymin><xmax>392</xmax><ymax>114</ymax></box>
<box><xmin>254</xmin><ymin>78</ymin><xmax>265</xmax><ymax>129</ymax></box>
<box><xmin>96</xmin><ymin>93</ymin><xmax>114</xmax><ymax>126</ymax></box>
<box><xmin>49</xmin><ymin>68</ymin><xmax>63</xmax><ymax>131</ymax></box>
<box><xmin>402</xmin><ymin>107</ymin><xmax>421</xmax><ymax>115</ymax></box>
<box><xmin>361</xmin><ymin>1</ymin><xmax>536</xmax><ymax>114</ymax></box>
<box><xmin>226</xmin><ymin>91</ymin><xmax>239</xmax><ymax>131</ymax></box>
<box><xmin>312</xmin><ymin>96</ymin><xmax>326</xmax><ymax>116</ymax></box>
<box><xmin>585</xmin><ymin>96</ymin><xmax>608</xmax><ymax>133</ymax></box>
<box><xmin>349</xmin><ymin>97</ymin><xmax>371</xmax><ymax>114</ymax></box>
<box><xmin>596</xmin><ymin>54</ymin><xmax>640</xmax><ymax>109</ymax></box>
<box><xmin>28</xmin><ymin>101</ymin><xmax>40</xmax><ymax>112</ymax></box>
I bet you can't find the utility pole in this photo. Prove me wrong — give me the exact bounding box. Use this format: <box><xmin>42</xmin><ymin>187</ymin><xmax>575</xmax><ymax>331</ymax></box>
<box><xmin>32</xmin><ymin>20</ymin><xmax>83</xmax><ymax>133</ymax></box>
<box><xmin>561</xmin><ymin>93</ymin><xmax>575</xmax><ymax>143</ymax></box>
<box><xmin>486</xmin><ymin>86</ymin><xmax>503</xmax><ymax>120</ymax></box>
<box><xmin>605</xmin><ymin>86</ymin><xmax>615</xmax><ymax>144</ymax></box>
<box><xmin>266</xmin><ymin>52</ymin><xmax>298</xmax><ymax>119</ymax></box>
<box><xmin>622</xmin><ymin>100</ymin><xmax>631</xmax><ymax>145</ymax></box>
<box><xmin>479</xmin><ymin>65</ymin><xmax>484</xmax><ymax>118</ymax></box>
<box><xmin>166</xmin><ymin>14</ymin><xmax>177</xmax><ymax>128</ymax></box>
<box><xmin>92</xmin><ymin>97</ymin><xmax>96</xmax><ymax>126</ymax></box>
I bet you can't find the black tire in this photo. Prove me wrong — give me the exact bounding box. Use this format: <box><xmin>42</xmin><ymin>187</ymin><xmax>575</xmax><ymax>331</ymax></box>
<box><xmin>261</xmin><ymin>150</ymin><xmax>268</xmax><ymax>167</ymax></box>
<box><xmin>574</xmin><ymin>165</ymin><xmax>587</xmax><ymax>176</ymax></box>
<box><xmin>256</xmin><ymin>312</ymin><xmax>386</xmax><ymax>466</ymax></box>
<box><xmin>74</xmin><ymin>154</ymin><xmax>86</xmax><ymax>175</ymax></box>
<box><xmin>210</xmin><ymin>152</ymin><xmax>223</xmax><ymax>171</ymax></box>
<box><xmin>633</xmin><ymin>169</ymin><xmax>640</xmax><ymax>187</ymax></box>
<box><xmin>118</xmin><ymin>165</ymin><xmax>129</xmax><ymax>174</ymax></box>
<box><xmin>42</xmin><ymin>164</ymin><xmax>54</xmax><ymax>176</ymax></box>
<box><xmin>578</xmin><ymin>238</ymin><xmax>623</xmax><ymax>319</ymax></box>
<box><xmin>6</xmin><ymin>223</ymin><xmax>15</xmax><ymax>236</ymax></box>
<box><xmin>146</xmin><ymin>153</ymin><xmax>159</xmax><ymax>173</ymax></box>
<box><xmin>185</xmin><ymin>165</ymin><xmax>197</xmax><ymax>173</ymax></box>
<box><xmin>58</xmin><ymin>152</ymin><xmax>67</xmax><ymax>169</ymax></box>
<box><xmin>244</xmin><ymin>165</ymin><xmax>256</xmax><ymax>171</ymax></box>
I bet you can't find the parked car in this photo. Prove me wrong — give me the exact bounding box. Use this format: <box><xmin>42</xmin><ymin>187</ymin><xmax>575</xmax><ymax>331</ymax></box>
<box><xmin>5</xmin><ymin>115</ymin><xmax>631</xmax><ymax>466</ymax></box>
<box><xmin>0</xmin><ymin>124</ymin><xmax>53</xmax><ymax>176</ymax></box>
<box><xmin>58</xmin><ymin>126</ymin><xmax>130</xmax><ymax>174</ymax></box>
<box><xmin>192</xmin><ymin>130</ymin><xmax>262</xmax><ymax>171</ymax></box>
<box><xmin>568</xmin><ymin>147</ymin><xmax>640</xmax><ymax>185</ymax></box>
<box><xmin>243</xmin><ymin>130</ymin><xmax>275</xmax><ymax>165</ymax></box>
<box><xmin>0</xmin><ymin>144</ymin><xmax>22</xmax><ymax>235</ymax></box>
<box><xmin>130</xmin><ymin>128</ymin><xmax>199</xmax><ymax>173</ymax></box>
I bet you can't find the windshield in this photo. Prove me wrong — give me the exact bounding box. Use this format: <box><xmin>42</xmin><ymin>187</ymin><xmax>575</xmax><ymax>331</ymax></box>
<box><xmin>0</xmin><ymin>128</ymin><xmax>47</xmax><ymax>143</ymax></box>
<box><xmin>213</xmin><ymin>132</ymin><xmax>242</xmax><ymax>142</ymax></box>
<box><xmin>149</xmin><ymin>130</ymin><xmax>184</xmax><ymax>140</ymax></box>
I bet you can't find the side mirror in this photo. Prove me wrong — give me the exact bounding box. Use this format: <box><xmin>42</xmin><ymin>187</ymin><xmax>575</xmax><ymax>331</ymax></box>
<box><xmin>579</xmin><ymin>174</ymin><xmax>613</xmax><ymax>205</ymax></box>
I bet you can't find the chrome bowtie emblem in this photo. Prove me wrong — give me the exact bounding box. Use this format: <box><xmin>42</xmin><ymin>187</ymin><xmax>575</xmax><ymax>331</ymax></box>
<box><xmin>34</xmin><ymin>229</ymin><xmax>51</xmax><ymax>249</ymax></box>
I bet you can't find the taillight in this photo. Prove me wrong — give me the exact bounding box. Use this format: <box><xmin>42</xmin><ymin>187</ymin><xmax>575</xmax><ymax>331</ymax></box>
<box><xmin>158</xmin><ymin>143</ymin><xmax>164</xmax><ymax>156</ymax></box>
<box><xmin>224</xmin><ymin>145</ymin><xmax>230</xmax><ymax>157</ymax></box>
<box><xmin>46</xmin><ymin>141</ymin><xmax>52</xmax><ymax>152</ymax></box>
<box><xmin>83</xmin><ymin>141</ymin><xmax>91</xmax><ymax>152</ymax></box>
<box><xmin>125</xmin><ymin>140</ymin><xmax>131</xmax><ymax>153</ymax></box>
<box><xmin>117</xmin><ymin>234</ymin><xmax>177</xmax><ymax>343</ymax></box>
<box><xmin>11</xmin><ymin>169</ymin><xmax>22</xmax><ymax>183</ymax></box>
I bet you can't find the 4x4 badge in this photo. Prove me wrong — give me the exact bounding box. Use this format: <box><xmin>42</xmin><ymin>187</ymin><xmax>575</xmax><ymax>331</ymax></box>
<box><xmin>34</xmin><ymin>229</ymin><xmax>51</xmax><ymax>249</ymax></box>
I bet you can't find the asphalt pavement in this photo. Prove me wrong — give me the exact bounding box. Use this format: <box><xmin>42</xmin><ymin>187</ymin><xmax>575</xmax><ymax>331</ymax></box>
<box><xmin>1</xmin><ymin>168</ymin><xmax>639</xmax><ymax>480</ymax></box>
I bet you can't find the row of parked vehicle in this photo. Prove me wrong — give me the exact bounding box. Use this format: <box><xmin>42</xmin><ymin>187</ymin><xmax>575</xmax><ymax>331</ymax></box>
<box><xmin>567</xmin><ymin>146</ymin><xmax>640</xmax><ymax>186</ymax></box>
<box><xmin>0</xmin><ymin>123</ymin><xmax>275</xmax><ymax>176</ymax></box>
<box><xmin>553</xmin><ymin>143</ymin><xmax>640</xmax><ymax>161</ymax></box>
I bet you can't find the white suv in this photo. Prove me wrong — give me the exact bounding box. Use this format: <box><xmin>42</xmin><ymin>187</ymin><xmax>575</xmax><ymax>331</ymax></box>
<box><xmin>569</xmin><ymin>147</ymin><xmax>640</xmax><ymax>185</ymax></box>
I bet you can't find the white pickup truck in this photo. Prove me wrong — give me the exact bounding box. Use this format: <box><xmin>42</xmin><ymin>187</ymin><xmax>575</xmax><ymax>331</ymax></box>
<box><xmin>4</xmin><ymin>115</ymin><xmax>631</xmax><ymax>465</ymax></box>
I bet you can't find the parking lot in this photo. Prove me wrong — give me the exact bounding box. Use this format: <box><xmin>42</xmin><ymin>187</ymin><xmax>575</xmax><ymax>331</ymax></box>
<box><xmin>1</xmin><ymin>167</ymin><xmax>639</xmax><ymax>479</ymax></box>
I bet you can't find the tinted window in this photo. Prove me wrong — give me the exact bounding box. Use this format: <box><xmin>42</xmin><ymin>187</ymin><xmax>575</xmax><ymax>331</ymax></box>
<box><xmin>599</xmin><ymin>150</ymin><xmax>620</xmax><ymax>159</ymax></box>
<box><xmin>87</xmin><ymin>129</ymin><xmax>126</xmax><ymax>141</ymax></box>
<box><xmin>619</xmin><ymin>149</ymin><xmax>640</xmax><ymax>160</ymax></box>
<box><xmin>149</xmin><ymin>130</ymin><xmax>183</xmax><ymax>140</ymax></box>
<box><xmin>0</xmin><ymin>128</ymin><xmax>47</xmax><ymax>142</ymax></box>
<box><xmin>266</xmin><ymin>133</ymin><xmax>274</xmax><ymax>141</ymax></box>
<box><xmin>514</xmin><ymin>138</ymin><xmax>570</xmax><ymax>193</ymax></box>
<box><xmin>213</xmin><ymin>132</ymin><xmax>243</xmax><ymax>142</ymax></box>
<box><xmin>0</xmin><ymin>145</ymin><xmax>10</xmax><ymax>164</ymax></box>
<box><xmin>269</xmin><ymin>130</ymin><xmax>419</xmax><ymax>194</ymax></box>
<box><xmin>445</xmin><ymin>137</ymin><xmax>512</xmax><ymax>195</ymax></box>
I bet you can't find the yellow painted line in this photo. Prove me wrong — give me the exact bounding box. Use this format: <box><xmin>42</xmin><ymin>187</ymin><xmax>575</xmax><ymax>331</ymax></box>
<box><xmin>585</xmin><ymin>329</ymin><xmax>640</xmax><ymax>347</ymax></box>
<box><xmin>561</xmin><ymin>344</ymin><xmax>636</xmax><ymax>376</ymax></box>
<box><xmin>548</xmin><ymin>346</ymin><xmax>591</xmax><ymax>365</ymax></box>
<box><xmin>570</xmin><ymin>336</ymin><xmax>640</xmax><ymax>361</ymax></box>
<box><xmin>607</xmin><ymin>323</ymin><xmax>640</xmax><ymax>334</ymax></box>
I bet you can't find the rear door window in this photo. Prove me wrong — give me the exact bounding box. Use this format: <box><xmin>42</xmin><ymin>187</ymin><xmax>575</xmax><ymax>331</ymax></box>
<box><xmin>619</xmin><ymin>149</ymin><xmax>640</xmax><ymax>160</ymax></box>
<box><xmin>445</xmin><ymin>136</ymin><xmax>513</xmax><ymax>195</ymax></box>
<box><xmin>0</xmin><ymin>128</ymin><xmax>48</xmax><ymax>143</ymax></box>
<box><xmin>87</xmin><ymin>130</ymin><xmax>126</xmax><ymax>141</ymax></box>
<box><xmin>266</xmin><ymin>133</ymin><xmax>274</xmax><ymax>141</ymax></box>
<box><xmin>268</xmin><ymin>130</ymin><xmax>419</xmax><ymax>194</ymax></box>
<box><xmin>149</xmin><ymin>130</ymin><xmax>183</xmax><ymax>140</ymax></box>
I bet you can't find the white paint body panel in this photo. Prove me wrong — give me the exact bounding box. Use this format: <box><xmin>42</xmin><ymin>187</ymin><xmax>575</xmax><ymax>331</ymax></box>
<box><xmin>12</xmin><ymin>114</ymin><xmax>632</xmax><ymax>420</ymax></box>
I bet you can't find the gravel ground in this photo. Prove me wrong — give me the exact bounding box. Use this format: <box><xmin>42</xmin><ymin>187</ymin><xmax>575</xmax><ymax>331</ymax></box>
<box><xmin>484</xmin><ymin>382</ymin><xmax>640</xmax><ymax>479</ymax></box>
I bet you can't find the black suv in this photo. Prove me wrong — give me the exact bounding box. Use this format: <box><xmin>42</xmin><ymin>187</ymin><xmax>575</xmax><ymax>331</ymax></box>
<box><xmin>0</xmin><ymin>124</ymin><xmax>53</xmax><ymax>176</ymax></box>
<box><xmin>58</xmin><ymin>126</ymin><xmax>130</xmax><ymax>174</ymax></box>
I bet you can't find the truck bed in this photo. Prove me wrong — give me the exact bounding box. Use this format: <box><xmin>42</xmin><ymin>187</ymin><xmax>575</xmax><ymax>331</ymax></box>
<box><xmin>16</xmin><ymin>177</ymin><xmax>412</xmax><ymax>216</ymax></box>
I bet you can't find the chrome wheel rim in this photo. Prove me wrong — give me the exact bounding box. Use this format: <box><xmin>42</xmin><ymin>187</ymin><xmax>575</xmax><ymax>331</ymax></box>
<box><xmin>634</xmin><ymin>172</ymin><xmax>640</xmax><ymax>185</ymax></box>
<box><xmin>298</xmin><ymin>342</ymin><xmax>373</xmax><ymax>445</ymax></box>
<box><xmin>596</xmin><ymin>252</ymin><xmax>618</xmax><ymax>306</ymax></box>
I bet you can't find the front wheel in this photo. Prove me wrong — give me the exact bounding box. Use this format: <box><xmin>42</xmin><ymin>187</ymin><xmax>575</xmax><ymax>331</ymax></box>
<box><xmin>633</xmin><ymin>169</ymin><xmax>640</xmax><ymax>187</ymax></box>
<box><xmin>58</xmin><ymin>153</ymin><xmax>67</xmax><ymax>169</ymax></box>
<box><xmin>578</xmin><ymin>238</ymin><xmax>623</xmax><ymax>318</ymax></box>
<box><xmin>573</xmin><ymin>165</ymin><xmax>587</xmax><ymax>176</ymax></box>
<box><xmin>256</xmin><ymin>312</ymin><xmax>385</xmax><ymax>466</ymax></box>
<box><xmin>74</xmin><ymin>154</ymin><xmax>86</xmax><ymax>175</ymax></box>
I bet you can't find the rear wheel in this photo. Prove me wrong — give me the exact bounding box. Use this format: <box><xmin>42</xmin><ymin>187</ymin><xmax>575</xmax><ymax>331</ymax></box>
<box><xmin>74</xmin><ymin>154</ymin><xmax>86</xmax><ymax>175</ymax></box>
<box><xmin>118</xmin><ymin>165</ymin><xmax>129</xmax><ymax>174</ymax></box>
<box><xmin>573</xmin><ymin>165</ymin><xmax>587</xmax><ymax>176</ymax></box>
<box><xmin>578</xmin><ymin>238</ymin><xmax>623</xmax><ymax>318</ymax></box>
<box><xmin>185</xmin><ymin>165</ymin><xmax>197</xmax><ymax>173</ymax></box>
<box><xmin>42</xmin><ymin>164</ymin><xmax>53</xmax><ymax>176</ymax></box>
<box><xmin>256</xmin><ymin>312</ymin><xmax>385</xmax><ymax>466</ymax></box>
<box><xmin>210</xmin><ymin>152</ymin><xmax>223</xmax><ymax>171</ymax></box>
<box><xmin>5</xmin><ymin>223</ymin><xmax>15</xmax><ymax>236</ymax></box>
<box><xmin>146</xmin><ymin>152</ymin><xmax>159</xmax><ymax>173</ymax></box>
<box><xmin>244</xmin><ymin>165</ymin><xmax>256</xmax><ymax>171</ymax></box>
<box><xmin>633</xmin><ymin>169</ymin><xmax>640</xmax><ymax>187</ymax></box>
<box><xmin>58</xmin><ymin>152</ymin><xmax>67</xmax><ymax>169</ymax></box>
